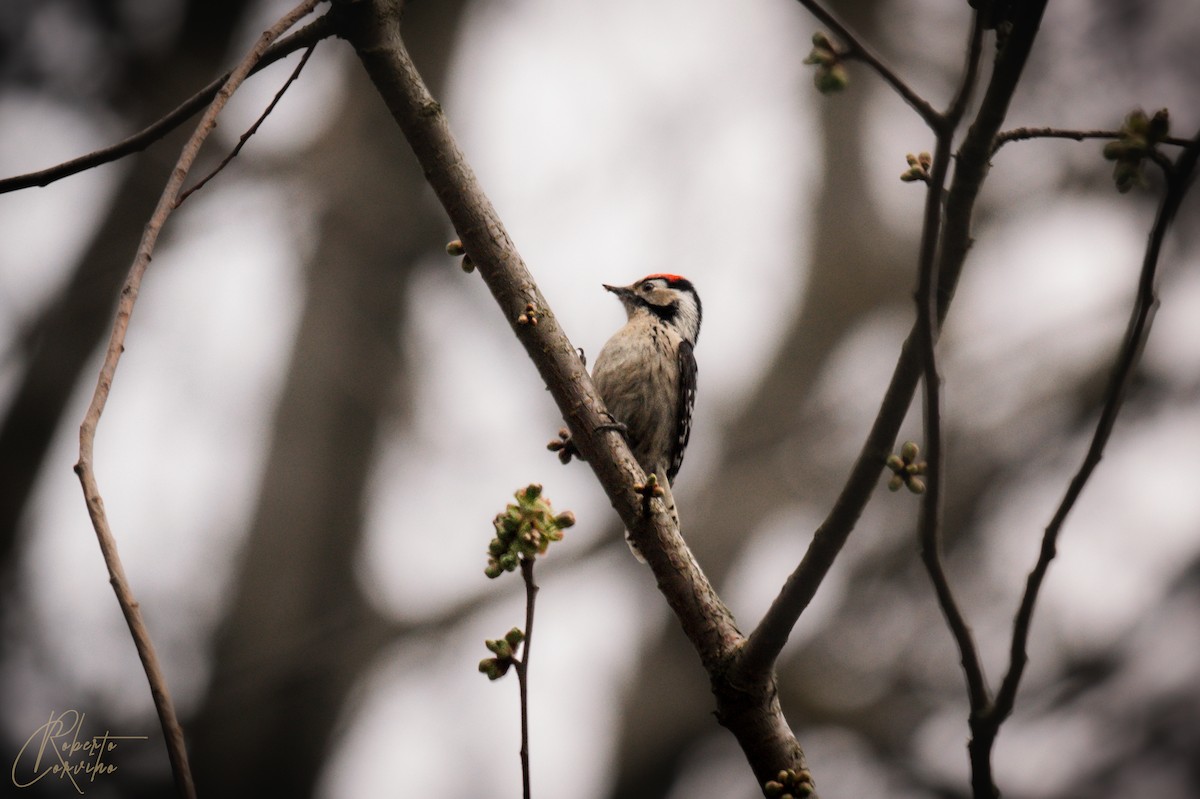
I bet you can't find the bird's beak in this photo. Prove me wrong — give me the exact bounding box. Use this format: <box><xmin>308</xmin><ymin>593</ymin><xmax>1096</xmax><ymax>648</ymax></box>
<box><xmin>603</xmin><ymin>283</ymin><xmax>632</xmax><ymax>298</ymax></box>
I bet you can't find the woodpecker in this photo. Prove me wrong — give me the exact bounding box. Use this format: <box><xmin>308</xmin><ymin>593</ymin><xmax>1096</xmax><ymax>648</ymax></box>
<box><xmin>591</xmin><ymin>274</ymin><xmax>701</xmax><ymax>554</ymax></box>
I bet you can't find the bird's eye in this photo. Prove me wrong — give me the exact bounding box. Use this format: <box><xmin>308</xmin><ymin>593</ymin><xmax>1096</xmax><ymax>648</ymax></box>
<box><xmin>641</xmin><ymin>283</ymin><xmax>654</xmax><ymax>292</ymax></box>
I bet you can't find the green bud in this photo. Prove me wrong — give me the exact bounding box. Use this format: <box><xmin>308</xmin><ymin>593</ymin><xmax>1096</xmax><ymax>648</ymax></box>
<box><xmin>1102</xmin><ymin>140</ymin><xmax>1130</xmax><ymax>161</ymax></box>
<box><xmin>555</xmin><ymin>511</ymin><xmax>576</xmax><ymax>529</ymax></box>
<box><xmin>505</xmin><ymin>627</ymin><xmax>525</xmax><ymax>647</ymax></box>
<box><xmin>1113</xmin><ymin>160</ymin><xmax>1141</xmax><ymax>193</ymax></box>
<box><xmin>811</xmin><ymin>31</ymin><xmax>833</xmax><ymax>50</ymax></box>
<box><xmin>480</xmin><ymin>657</ymin><xmax>511</xmax><ymax>680</ymax></box>
<box><xmin>907</xmin><ymin>477</ymin><xmax>926</xmax><ymax>494</ymax></box>
<box><xmin>814</xmin><ymin>63</ymin><xmax>849</xmax><ymax>94</ymax></box>
<box><xmin>1148</xmin><ymin>108</ymin><xmax>1170</xmax><ymax>141</ymax></box>
<box><xmin>901</xmin><ymin>441</ymin><xmax>920</xmax><ymax>462</ymax></box>
<box><xmin>460</xmin><ymin>254</ymin><xmax>476</xmax><ymax>273</ymax></box>
<box><xmin>485</xmin><ymin>638</ymin><xmax>512</xmax><ymax>658</ymax></box>
<box><xmin>484</xmin><ymin>562</ymin><xmax>503</xmax><ymax>579</ymax></box>
<box><xmin>1125</xmin><ymin>109</ymin><xmax>1149</xmax><ymax>136</ymax></box>
<box><xmin>888</xmin><ymin>474</ymin><xmax>905</xmax><ymax>492</ymax></box>
<box><xmin>446</xmin><ymin>239</ymin><xmax>466</xmax><ymax>256</ymax></box>
<box><xmin>521</xmin><ymin>483</ymin><xmax>543</xmax><ymax>501</ymax></box>
<box><xmin>886</xmin><ymin>454</ymin><xmax>905</xmax><ymax>472</ymax></box>
<box><xmin>764</xmin><ymin>781</ymin><xmax>784</xmax><ymax>797</ymax></box>
<box><xmin>803</xmin><ymin>48</ymin><xmax>837</xmax><ymax>67</ymax></box>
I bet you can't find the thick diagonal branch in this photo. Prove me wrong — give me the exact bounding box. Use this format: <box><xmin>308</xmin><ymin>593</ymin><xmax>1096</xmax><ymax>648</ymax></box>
<box><xmin>332</xmin><ymin>0</ymin><xmax>819</xmax><ymax>788</ymax></box>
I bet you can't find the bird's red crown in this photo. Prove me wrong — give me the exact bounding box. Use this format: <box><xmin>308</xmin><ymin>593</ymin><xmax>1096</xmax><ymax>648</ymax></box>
<box><xmin>642</xmin><ymin>273</ymin><xmax>689</xmax><ymax>285</ymax></box>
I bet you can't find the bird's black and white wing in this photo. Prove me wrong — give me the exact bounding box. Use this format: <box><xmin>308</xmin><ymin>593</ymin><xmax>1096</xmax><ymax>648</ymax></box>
<box><xmin>667</xmin><ymin>339</ymin><xmax>697</xmax><ymax>482</ymax></box>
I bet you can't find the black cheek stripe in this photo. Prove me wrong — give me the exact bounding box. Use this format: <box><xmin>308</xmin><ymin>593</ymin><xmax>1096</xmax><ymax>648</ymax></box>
<box><xmin>642</xmin><ymin>300</ymin><xmax>679</xmax><ymax>324</ymax></box>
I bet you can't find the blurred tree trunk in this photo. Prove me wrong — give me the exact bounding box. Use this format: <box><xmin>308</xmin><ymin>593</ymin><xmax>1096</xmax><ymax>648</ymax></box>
<box><xmin>605</xmin><ymin>1</ymin><xmax>914</xmax><ymax>795</ymax></box>
<box><xmin>185</xmin><ymin>4</ymin><xmax>467</xmax><ymax>797</ymax></box>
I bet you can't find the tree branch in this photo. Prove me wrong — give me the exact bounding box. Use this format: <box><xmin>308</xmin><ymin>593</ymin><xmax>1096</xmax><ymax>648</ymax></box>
<box><xmin>0</xmin><ymin>11</ymin><xmax>336</xmax><ymax>196</ymax></box>
<box><xmin>915</xmin><ymin>2</ymin><xmax>990</xmax><ymax>732</ymax></box>
<box><xmin>324</xmin><ymin>0</ymin><xmax>820</xmax><ymax>777</ymax></box>
<box><xmin>992</xmin><ymin>126</ymin><xmax>1193</xmax><ymax>154</ymax></box>
<box><xmin>71</xmin><ymin>3</ymin><xmax>322</xmax><ymax>797</ymax></box>
<box><xmin>330</xmin><ymin>0</ymin><xmax>739</xmax><ymax>668</ymax></box>
<box><xmin>176</xmin><ymin>42</ymin><xmax>318</xmax><ymax>205</ymax></box>
<box><xmin>516</xmin><ymin>557</ymin><xmax>538</xmax><ymax>799</ymax></box>
<box><xmin>989</xmin><ymin>129</ymin><xmax>1200</xmax><ymax>727</ymax></box>
<box><xmin>736</xmin><ymin>0</ymin><xmax>1049</xmax><ymax>685</ymax></box>
<box><xmin>793</xmin><ymin>0</ymin><xmax>940</xmax><ymax>127</ymax></box>
<box><xmin>332</xmin><ymin>0</ymin><xmax>817</xmax><ymax>788</ymax></box>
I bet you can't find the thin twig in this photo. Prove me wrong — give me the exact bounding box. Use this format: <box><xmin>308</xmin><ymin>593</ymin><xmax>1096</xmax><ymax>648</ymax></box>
<box><xmin>0</xmin><ymin>11</ymin><xmax>335</xmax><ymax>196</ymax></box>
<box><xmin>516</xmin><ymin>557</ymin><xmax>539</xmax><ymax>799</ymax></box>
<box><xmin>72</xmin><ymin>2</ymin><xmax>321</xmax><ymax>797</ymax></box>
<box><xmin>944</xmin><ymin>12</ymin><xmax>986</xmax><ymax>126</ymax></box>
<box><xmin>990</xmin><ymin>129</ymin><xmax>1200</xmax><ymax>724</ymax></box>
<box><xmin>916</xmin><ymin>4</ymin><xmax>990</xmax><ymax>722</ymax></box>
<box><xmin>914</xmin><ymin>87</ymin><xmax>990</xmax><ymax>724</ymax></box>
<box><xmin>794</xmin><ymin>0</ymin><xmax>940</xmax><ymax>127</ymax></box>
<box><xmin>992</xmin><ymin>126</ymin><xmax>1193</xmax><ymax>154</ymax></box>
<box><xmin>176</xmin><ymin>43</ymin><xmax>318</xmax><ymax>205</ymax></box>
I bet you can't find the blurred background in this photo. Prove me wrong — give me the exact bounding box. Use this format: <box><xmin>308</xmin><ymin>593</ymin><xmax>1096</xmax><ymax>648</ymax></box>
<box><xmin>1</xmin><ymin>0</ymin><xmax>1199</xmax><ymax>797</ymax></box>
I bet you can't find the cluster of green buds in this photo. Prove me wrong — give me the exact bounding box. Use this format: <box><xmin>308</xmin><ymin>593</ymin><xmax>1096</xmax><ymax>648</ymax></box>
<box><xmin>478</xmin><ymin>627</ymin><xmax>525</xmax><ymax>681</ymax></box>
<box><xmin>901</xmin><ymin>151</ymin><xmax>933</xmax><ymax>183</ymax></box>
<box><xmin>445</xmin><ymin>238</ymin><xmax>475</xmax><ymax>272</ymax></box>
<box><xmin>485</xmin><ymin>483</ymin><xmax>575</xmax><ymax>578</ymax></box>
<box><xmin>886</xmin><ymin>441</ymin><xmax>927</xmax><ymax>494</ymax></box>
<box><xmin>763</xmin><ymin>767</ymin><xmax>815</xmax><ymax>798</ymax></box>
<box><xmin>803</xmin><ymin>32</ymin><xmax>848</xmax><ymax>94</ymax></box>
<box><xmin>1103</xmin><ymin>108</ymin><xmax>1170</xmax><ymax>193</ymax></box>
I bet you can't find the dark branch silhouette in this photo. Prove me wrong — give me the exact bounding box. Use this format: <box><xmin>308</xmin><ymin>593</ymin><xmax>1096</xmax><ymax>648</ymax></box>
<box><xmin>0</xmin><ymin>12</ymin><xmax>335</xmax><ymax>196</ymax></box>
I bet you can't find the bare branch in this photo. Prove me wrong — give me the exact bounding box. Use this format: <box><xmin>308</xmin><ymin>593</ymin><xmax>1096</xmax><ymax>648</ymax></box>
<box><xmin>0</xmin><ymin>11</ymin><xmax>335</xmax><ymax>196</ymax></box>
<box><xmin>990</xmin><ymin>129</ymin><xmax>1200</xmax><ymax>726</ymax></box>
<box><xmin>945</xmin><ymin>12</ymin><xmax>986</xmax><ymax>125</ymax></box>
<box><xmin>736</xmin><ymin>0</ymin><xmax>1050</xmax><ymax>686</ymax></box>
<box><xmin>72</xmin><ymin>2</ymin><xmax>322</xmax><ymax>796</ymax></box>
<box><xmin>914</xmin><ymin>114</ymin><xmax>990</xmax><ymax>723</ymax></box>
<box><xmin>332</xmin><ymin>0</ymin><xmax>740</xmax><ymax>667</ymax></box>
<box><xmin>910</xmin><ymin>6</ymin><xmax>993</xmax><ymax>735</ymax></box>
<box><xmin>332</xmin><ymin>0</ymin><xmax>820</xmax><ymax>788</ymax></box>
<box><xmin>992</xmin><ymin>126</ymin><xmax>1193</xmax><ymax>154</ymax></box>
<box><xmin>794</xmin><ymin>0</ymin><xmax>940</xmax><ymax>127</ymax></box>
<box><xmin>177</xmin><ymin>42</ymin><xmax>318</xmax><ymax>205</ymax></box>
<box><xmin>516</xmin><ymin>558</ymin><xmax>538</xmax><ymax>799</ymax></box>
